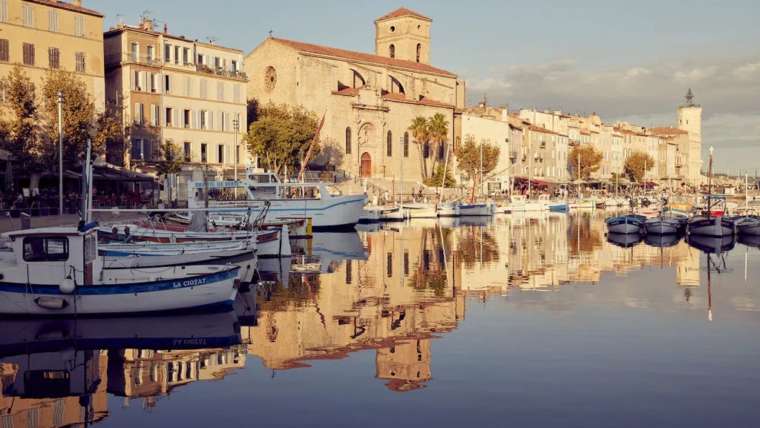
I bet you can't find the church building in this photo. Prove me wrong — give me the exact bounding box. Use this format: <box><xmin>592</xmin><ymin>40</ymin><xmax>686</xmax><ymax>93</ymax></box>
<box><xmin>245</xmin><ymin>7</ymin><xmax>465</xmax><ymax>183</ymax></box>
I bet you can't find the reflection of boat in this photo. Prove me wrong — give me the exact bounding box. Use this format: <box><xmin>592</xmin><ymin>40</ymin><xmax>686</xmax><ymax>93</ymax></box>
<box><xmin>100</xmin><ymin>239</ymin><xmax>256</xmax><ymax>268</ymax></box>
<box><xmin>438</xmin><ymin>216</ymin><xmax>492</xmax><ymax>228</ymax></box>
<box><xmin>360</xmin><ymin>205</ymin><xmax>405</xmax><ymax>223</ymax></box>
<box><xmin>607</xmin><ymin>232</ymin><xmax>643</xmax><ymax>248</ymax></box>
<box><xmin>0</xmin><ymin>225</ymin><xmax>240</xmax><ymax>316</ymax></box>
<box><xmin>234</xmin><ymin>288</ymin><xmax>258</xmax><ymax>326</ymax></box>
<box><xmin>309</xmin><ymin>232</ymin><xmax>368</xmax><ymax>272</ymax></box>
<box><xmin>644</xmin><ymin>233</ymin><xmax>682</xmax><ymax>248</ymax></box>
<box><xmin>402</xmin><ymin>202</ymin><xmax>437</xmax><ymax>218</ymax></box>
<box><xmin>0</xmin><ymin>310</ymin><xmax>241</xmax><ymax>357</ymax></box>
<box><xmin>738</xmin><ymin>234</ymin><xmax>760</xmax><ymax>248</ymax></box>
<box><xmin>686</xmin><ymin>235</ymin><xmax>736</xmax><ymax>254</ymax></box>
<box><xmin>735</xmin><ymin>216</ymin><xmax>760</xmax><ymax>236</ymax></box>
<box><xmin>606</xmin><ymin>214</ymin><xmax>645</xmax><ymax>234</ymax></box>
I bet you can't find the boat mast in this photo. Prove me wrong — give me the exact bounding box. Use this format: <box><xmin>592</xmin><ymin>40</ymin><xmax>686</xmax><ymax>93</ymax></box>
<box><xmin>707</xmin><ymin>146</ymin><xmax>714</xmax><ymax>212</ymax></box>
<box><xmin>400</xmin><ymin>135</ymin><xmax>404</xmax><ymax>206</ymax></box>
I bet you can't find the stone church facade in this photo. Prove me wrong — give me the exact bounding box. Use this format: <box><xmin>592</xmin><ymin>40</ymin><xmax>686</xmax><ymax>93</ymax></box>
<box><xmin>245</xmin><ymin>8</ymin><xmax>465</xmax><ymax>183</ymax></box>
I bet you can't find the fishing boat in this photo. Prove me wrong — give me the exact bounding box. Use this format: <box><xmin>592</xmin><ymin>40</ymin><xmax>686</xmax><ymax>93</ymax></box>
<box><xmin>605</xmin><ymin>214</ymin><xmax>646</xmax><ymax>234</ymax></box>
<box><xmin>188</xmin><ymin>170</ymin><xmax>366</xmax><ymax>230</ymax></box>
<box><xmin>0</xmin><ymin>224</ymin><xmax>240</xmax><ymax>316</ymax></box>
<box><xmin>644</xmin><ymin>210</ymin><xmax>688</xmax><ymax>235</ymax></box>
<box><xmin>548</xmin><ymin>201</ymin><xmax>569</xmax><ymax>213</ymax></box>
<box><xmin>644</xmin><ymin>233</ymin><xmax>682</xmax><ymax>248</ymax></box>
<box><xmin>570</xmin><ymin>198</ymin><xmax>596</xmax><ymax>210</ymax></box>
<box><xmin>734</xmin><ymin>216</ymin><xmax>760</xmax><ymax>236</ymax></box>
<box><xmin>100</xmin><ymin>239</ymin><xmax>256</xmax><ymax>268</ymax></box>
<box><xmin>458</xmin><ymin>202</ymin><xmax>495</xmax><ymax>216</ymax></box>
<box><xmin>437</xmin><ymin>201</ymin><xmax>460</xmax><ymax>217</ymax></box>
<box><xmin>360</xmin><ymin>205</ymin><xmax>406</xmax><ymax>223</ymax></box>
<box><xmin>402</xmin><ymin>202</ymin><xmax>438</xmax><ymax>218</ymax></box>
<box><xmin>687</xmin><ymin>196</ymin><xmax>735</xmax><ymax>237</ymax></box>
<box><xmin>501</xmin><ymin>195</ymin><xmax>547</xmax><ymax>213</ymax></box>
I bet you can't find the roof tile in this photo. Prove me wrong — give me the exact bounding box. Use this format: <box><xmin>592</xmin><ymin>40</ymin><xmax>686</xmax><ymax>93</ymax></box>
<box><xmin>376</xmin><ymin>7</ymin><xmax>431</xmax><ymax>22</ymax></box>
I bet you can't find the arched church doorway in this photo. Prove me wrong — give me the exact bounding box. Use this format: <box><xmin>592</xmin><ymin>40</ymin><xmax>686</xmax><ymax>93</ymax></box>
<box><xmin>360</xmin><ymin>152</ymin><xmax>372</xmax><ymax>178</ymax></box>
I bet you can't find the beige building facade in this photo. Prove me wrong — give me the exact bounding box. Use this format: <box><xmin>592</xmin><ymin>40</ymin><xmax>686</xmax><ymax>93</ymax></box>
<box><xmin>245</xmin><ymin>8</ymin><xmax>465</xmax><ymax>185</ymax></box>
<box><xmin>104</xmin><ymin>18</ymin><xmax>247</xmax><ymax>199</ymax></box>
<box><xmin>0</xmin><ymin>0</ymin><xmax>105</xmax><ymax>112</ymax></box>
<box><xmin>461</xmin><ymin>102</ymin><xmax>511</xmax><ymax>192</ymax></box>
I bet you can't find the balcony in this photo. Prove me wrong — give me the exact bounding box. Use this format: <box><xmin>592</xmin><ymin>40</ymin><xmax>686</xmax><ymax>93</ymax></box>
<box><xmin>196</xmin><ymin>64</ymin><xmax>248</xmax><ymax>81</ymax></box>
<box><xmin>106</xmin><ymin>53</ymin><xmax>163</xmax><ymax>68</ymax></box>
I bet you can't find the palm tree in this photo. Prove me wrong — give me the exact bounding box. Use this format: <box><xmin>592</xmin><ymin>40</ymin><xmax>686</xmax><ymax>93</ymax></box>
<box><xmin>427</xmin><ymin>113</ymin><xmax>449</xmax><ymax>174</ymax></box>
<box><xmin>408</xmin><ymin>116</ymin><xmax>430</xmax><ymax>180</ymax></box>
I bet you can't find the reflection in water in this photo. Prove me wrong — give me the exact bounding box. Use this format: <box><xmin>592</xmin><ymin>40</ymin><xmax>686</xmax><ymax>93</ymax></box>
<box><xmin>2</xmin><ymin>213</ymin><xmax>760</xmax><ymax>426</ymax></box>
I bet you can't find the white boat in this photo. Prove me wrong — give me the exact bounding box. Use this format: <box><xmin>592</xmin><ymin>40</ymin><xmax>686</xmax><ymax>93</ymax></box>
<box><xmin>437</xmin><ymin>201</ymin><xmax>460</xmax><ymax>217</ymax></box>
<box><xmin>0</xmin><ymin>224</ymin><xmax>240</xmax><ymax>316</ymax></box>
<box><xmin>360</xmin><ymin>205</ymin><xmax>406</xmax><ymax>222</ymax></box>
<box><xmin>100</xmin><ymin>239</ymin><xmax>256</xmax><ymax>268</ymax></box>
<box><xmin>458</xmin><ymin>202</ymin><xmax>495</xmax><ymax>216</ymax></box>
<box><xmin>570</xmin><ymin>198</ymin><xmax>596</xmax><ymax>210</ymax></box>
<box><xmin>188</xmin><ymin>170</ymin><xmax>366</xmax><ymax>230</ymax></box>
<box><xmin>403</xmin><ymin>202</ymin><xmax>438</xmax><ymax>218</ymax></box>
<box><xmin>501</xmin><ymin>195</ymin><xmax>547</xmax><ymax>213</ymax></box>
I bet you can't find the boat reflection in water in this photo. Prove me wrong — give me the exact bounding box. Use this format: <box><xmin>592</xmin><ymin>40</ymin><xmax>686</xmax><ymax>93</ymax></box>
<box><xmin>687</xmin><ymin>235</ymin><xmax>737</xmax><ymax>254</ymax></box>
<box><xmin>4</xmin><ymin>212</ymin><xmax>760</xmax><ymax>426</ymax></box>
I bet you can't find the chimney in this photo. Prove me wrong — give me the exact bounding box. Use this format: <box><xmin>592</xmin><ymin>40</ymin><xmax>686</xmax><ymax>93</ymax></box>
<box><xmin>72</xmin><ymin>0</ymin><xmax>82</xmax><ymax>6</ymax></box>
<box><xmin>163</xmin><ymin>23</ymin><xmax>168</xmax><ymax>34</ymax></box>
<box><xmin>140</xmin><ymin>18</ymin><xmax>154</xmax><ymax>32</ymax></box>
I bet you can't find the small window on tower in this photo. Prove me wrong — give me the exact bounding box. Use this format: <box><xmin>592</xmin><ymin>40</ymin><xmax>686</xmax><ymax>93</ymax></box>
<box><xmin>390</xmin><ymin>25</ymin><xmax>395</xmax><ymax>32</ymax></box>
<box><xmin>389</xmin><ymin>44</ymin><xmax>395</xmax><ymax>59</ymax></box>
<box><xmin>416</xmin><ymin>43</ymin><xmax>421</xmax><ymax>63</ymax></box>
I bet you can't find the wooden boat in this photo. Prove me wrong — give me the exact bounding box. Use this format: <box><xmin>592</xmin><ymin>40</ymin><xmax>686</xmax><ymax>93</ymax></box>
<box><xmin>501</xmin><ymin>195</ymin><xmax>547</xmax><ymax>213</ymax></box>
<box><xmin>100</xmin><ymin>239</ymin><xmax>256</xmax><ymax>268</ymax></box>
<box><xmin>734</xmin><ymin>216</ymin><xmax>760</xmax><ymax>236</ymax></box>
<box><xmin>437</xmin><ymin>201</ymin><xmax>460</xmax><ymax>217</ymax></box>
<box><xmin>607</xmin><ymin>232</ymin><xmax>643</xmax><ymax>248</ymax></box>
<box><xmin>606</xmin><ymin>214</ymin><xmax>646</xmax><ymax>234</ymax></box>
<box><xmin>0</xmin><ymin>224</ymin><xmax>240</xmax><ymax>316</ymax></box>
<box><xmin>360</xmin><ymin>205</ymin><xmax>406</xmax><ymax>222</ymax></box>
<box><xmin>644</xmin><ymin>211</ymin><xmax>688</xmax><ymax>235</ymax></box>
<box><xmin>402</xmin><ymin>202</ymin><xmax>438</xmax><ymax>218</ymax></box>
<box><xmin>458</xmin><ymin>202</ymin><xmax>494</xmax><ymax>217</ymax></box>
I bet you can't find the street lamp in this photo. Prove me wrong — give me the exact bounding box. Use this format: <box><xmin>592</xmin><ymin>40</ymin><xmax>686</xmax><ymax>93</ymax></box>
<box><xmin>233</xmin><ymin>117</ymin><xmax>240</xmax><ymax>198</ymax></box>
<box><xmin>57</xmin><ymin>91</ymin><xmax>64</xmax><ymax>215</ymax></box>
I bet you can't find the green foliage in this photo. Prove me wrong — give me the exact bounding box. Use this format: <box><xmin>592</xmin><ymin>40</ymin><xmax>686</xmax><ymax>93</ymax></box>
<box><xmin>40</xmin><ymin>70</ymin><xmax>97</xmax><ymax>167</ymax></box>
<box><xmin>95</xmin><ymin>101</ymin><xmax>129</xmax><ymax>167</ymax></box>
<box><xmin>155</xmin><ymin>141</ymin><xmax>183</xmax><ymax>177</ymax></box>
<box><xmin>624</xmin><ymin>151</ymin><xmax>655</xmax><ymax>182</ymax></box>
<box><xmin>0</xmin><ymin>65</ymin><xmax>42</xmax><ymax>171</ymax></box>
<box><xmin>245</xmin><ymin>103</ymin><xmax>319</xmax><ymax>174</ymax></box>
<box><xmin>455</xmin><ymin>135</ymin><xmax>500</xmax><ymax>200</ymax></box>
<box><xmin>424</xmin><ymin>164</ymin><xmax>456</xmax><ymax>188</ymax></box>
<box><xmin>569</xmin><ymin>144</ymin><xmax>603</xmax><ymax>180</ymax></box>
<box><xmin>408</xmin><ymin>114</ymin><xmax>449</xmax><ymax>181</ymax></box>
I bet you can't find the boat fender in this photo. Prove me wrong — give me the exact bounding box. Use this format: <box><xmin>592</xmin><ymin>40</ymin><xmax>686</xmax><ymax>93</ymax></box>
<box><xmin>34</xmin><ymin>296</ymin><xmax>69</xmax><ymax>310</ymax></box>
<box><xmin>59</xmin><ymin>276</ymin><xmax>76</xmax><ymax>294</ymax></box>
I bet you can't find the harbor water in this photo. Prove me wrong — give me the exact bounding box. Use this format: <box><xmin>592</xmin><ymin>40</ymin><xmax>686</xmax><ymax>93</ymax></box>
<box><xmin>2</xmin><ymin>211</ymin><xmax>759</xmax><ymax>427</ymax></box>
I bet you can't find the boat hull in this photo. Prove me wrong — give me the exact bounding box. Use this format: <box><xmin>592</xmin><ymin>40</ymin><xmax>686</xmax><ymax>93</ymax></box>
<box><xmin>403</xmin><ymin>203</ymin><xmax>438</xmax><ymax>218</ymax></box>
<box><xmin>687</xmin><ymin>217</ymin><xmax>734</xmax><ymax>237</ymax></box>
<box><xmin>644</xmin><ymin>219</ymin><xmax>682</xmax><ymax>235</ymax></box>
<box><xmin>437</xmin><ymin>203</ymin><xmax>460</xmax><ymax>217</ymax></box>
<box><xmin>458</xmin><ymin>204</ymin><xmax>494</xmax><ymax>217</ymax></box>
<box><xmin>0</xmin><ymin>267</ymin><xmax>239</xmax><ymax>316</ymax></box>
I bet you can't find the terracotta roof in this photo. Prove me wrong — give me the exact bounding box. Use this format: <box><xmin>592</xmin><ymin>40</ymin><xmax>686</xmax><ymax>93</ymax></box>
<box><xmin>26</xmin><ymin>0</ymin><xmax>103</xmax><ymax>17</ymax></box>
<box><xmin>332</xmin><ymin>87</ymin><xmax>360</xmax><ymax>96</ymax></box>
<box><xmin>528</xmin><ymin>124</ymin><xmax>567</xmax><ymax>137</ymax></box>
<box><xmin>376</xmin><ymin>7</ymin><xmax>432</xmax><ymax>22</ymax></box>
<box><xmin>580</xmin><ymin>129</ymin><xmax>591</xmax><ymax>136</ymax></box>
<box><xmin>649</xmin><ymin>127</ymin><xmax>688</xmax><ymax>136</ymax></box>
<box><xmin>270</xmin><ymin>37</ymin><xmax>456</xmax><ymax>77</ymax></box>
<box><xmin>382</xmin><ymin>92</ymin><xmax>454</xmax><ymax>109</ymax></box>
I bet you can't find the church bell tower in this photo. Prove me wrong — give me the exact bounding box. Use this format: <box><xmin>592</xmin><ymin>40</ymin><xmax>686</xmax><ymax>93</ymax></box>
<box><xmin>375</xmin><ymin>7</ymin><xmax>432</xmax><ymax>64</ymax></box>
<box><xmin>677</xmin><ymin>88</ymin><xmax>702</xmax><ymax>142</ymax></box>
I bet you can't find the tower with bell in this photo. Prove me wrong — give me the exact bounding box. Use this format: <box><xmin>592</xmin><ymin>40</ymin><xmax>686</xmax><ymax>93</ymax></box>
<box><xmin>677</xmin><ymin>88</ymin><xmax>702</xmax><ymax>143</ymax></box>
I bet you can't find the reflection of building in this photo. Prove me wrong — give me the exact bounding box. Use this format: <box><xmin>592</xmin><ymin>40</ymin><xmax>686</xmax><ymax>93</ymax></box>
<box><xmin>107</xmin><ymin>346</ymin><xmax>246</xmax><ymax>407</ymax></box>
<box><xmin>376</xmin><ymin>338</ymin><xmax>431</xmax><ymax>392</ymax></box>
<box><xmin>243</xmin><ymin>225</ymin><xmax>462</xmax><ymax>391</ymax></box>
<box><xmin>0</xmin><ymin>351</ymin><xmax>109</xmax><ymax>428</ymax></box>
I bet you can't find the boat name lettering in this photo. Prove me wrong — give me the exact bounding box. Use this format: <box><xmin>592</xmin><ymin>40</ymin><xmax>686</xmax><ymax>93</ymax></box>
<box><xmin>172</xmin><ymin>277</ymin><xmax>207</xmax><ymax>288</ymax></box>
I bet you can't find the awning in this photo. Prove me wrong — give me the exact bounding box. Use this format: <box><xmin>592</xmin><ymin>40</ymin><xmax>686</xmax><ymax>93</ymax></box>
<box><xmin>62</xmin><ymin>164</ymin><xmax>158</xmax><ymax>183</ymax></box>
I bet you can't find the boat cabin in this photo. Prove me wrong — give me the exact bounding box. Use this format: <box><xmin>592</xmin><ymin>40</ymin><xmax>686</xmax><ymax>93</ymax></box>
<box><xmin>1</xmin><ymin>223</ymin><xmax>102</xmax><ymax>286</ymax></box>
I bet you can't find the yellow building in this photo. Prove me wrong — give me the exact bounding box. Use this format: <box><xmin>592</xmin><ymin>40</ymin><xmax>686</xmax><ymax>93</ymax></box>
<box><xmin>245</xmin><ymin>7</ymin><xmax>465</xmax><ymax>185</ymax></box>
<box><xmin>0</xmin><ymin>0</ymin><xmax>105</xmax><ymax>111</ymax></box>
<box><xmin>104</xmin><ymin>17</ymin><xmax>248</xmax><ymax>198</ymax></box>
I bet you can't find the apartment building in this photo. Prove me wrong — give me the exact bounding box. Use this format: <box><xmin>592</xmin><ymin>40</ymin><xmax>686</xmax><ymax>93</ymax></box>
<box><xmin>0</xmin><ymin>0</ymin><xmax>105</xmax><ymax>112</ymax></box>
<box><xmin>104</xmin><ymin>18</ymin><xmax>247</xmax><ymax>198</ymax></box>
<box><xmin>461</xmin><ymin>103</ymin><xmax>511</xmax><ymax>193</ymax></box>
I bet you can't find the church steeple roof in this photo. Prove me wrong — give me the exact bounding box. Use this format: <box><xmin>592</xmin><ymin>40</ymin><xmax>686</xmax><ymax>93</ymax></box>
<box><xmin>376</xmin><ymin>7</ymin><xmax>432</xmax><ymax>22</ymax></box>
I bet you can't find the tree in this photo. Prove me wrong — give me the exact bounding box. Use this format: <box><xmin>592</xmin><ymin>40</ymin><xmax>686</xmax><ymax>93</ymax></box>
<box><xmin>454</xmin><ymin>135</ymin><xmax>500</xmax><ymax>202</ymax></box>
<box><xmin>246</xmin><ymin>98</ymin><xmax>259</xmax><ymax>127</ymax></box>
<box><xmin>0</xmin><ymin>65</ymin><xmax>43</xmax><ymax>174</ymax></box>
<box><xmin>244</xmin><ymin>103</ymin><xmax>319</xmax><ymax>175</ymax></box>
<box><xmin>408</xmin><ymin>116</ymin><xmax>430</xmax><ymax>180</ymax></box>
<box><xmin>40</xmin><ymin>70</ymin><xmax>97</xmax><ymax>169</ymax></box>
<box><xmin>95</xmin><ymin>101</ymin><xmax>130</xmax><ymax>167</ymax></box>
<box><xmin>425</xmin><ymin>164</ymin><xmax>456</xmax><ymax>188</ymax></box>
<box><xmin>624</xmin><ymin>151</ymin><xmax>655</xmax><ymax>183</ymax></box>
<box><xmin>568</xmin><ymin>144</ymin><xmax>603</xmax><ymax>180</ymax></box>
<box><xmin>427</xmin><ymin>113</ymin><xmax>449</xmax><ymax>173</ymax></box>
<box><xmin>155</xmin><ymin>141</ymin><xmax>183</xmax><ymax>203</ymax></box>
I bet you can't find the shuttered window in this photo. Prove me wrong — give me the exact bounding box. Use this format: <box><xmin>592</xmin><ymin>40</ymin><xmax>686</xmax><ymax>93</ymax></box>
<box><xmin>0</xmin><ymin>39</ymin><xmax>9</xmax><ymax>62</ymax></box>
<box><xmin>23</xmin><ymin>43</ymin><xmax>35</xmax><ymax>66</ymax></box>
<box><xmin>75</xmin><ymin>52</ymin><xmax>85</xmax><ymax>73</ymax></box>
<box><xmin>48</xmin><ymin>47</ymin><xmax>60</xmax><ymax>69</ymax></box>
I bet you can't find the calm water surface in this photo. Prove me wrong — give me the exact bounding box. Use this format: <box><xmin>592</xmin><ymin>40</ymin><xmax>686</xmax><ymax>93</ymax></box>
<box><xmin>2</xmin><ymin>212</ymin><xmax>760</xmax><ymax>427</ymax></box>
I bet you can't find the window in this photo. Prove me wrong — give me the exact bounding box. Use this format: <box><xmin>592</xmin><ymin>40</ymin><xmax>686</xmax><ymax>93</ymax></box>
<box><xmin>165</xmin><ymin>107</ymin><xmax>173</xmax><ymax>126</ymax></box>
<box><xmin>217</xmin><ymin>81</ymin><xmax>224</xmax><ymax>101</ymax></box>
<box><xmin>416</xmin><ymin>43</ymin><xmax>421</xmax><ymax>63</ymax></box>
<box><xmin>146</xmin><ymin>45</ymin><xmax>154</xmax><ymax>62</ymax></box>
<box><xmin>403</xmin><ymin>132</ymin><xmax>409</xmax><ymax>157</ymax></box>
<box><xmin>134</xmin><ymin>103</ymin><xmax>144</xmax><ymax>125</ymax></box>
<box><xmin>389</xmin><ymin>44</ymin><xmax>395</xmax><ymax>59</ymax></box>
<box><xmin>183</xmin><ymin>47</ymin><xmax>190</xmax><ymax>64</ymax></box>
<box><xmin>47</xmin><ymin>47</ymin><xmax>60</xmax><ymax>69</ymax></box>
<box><xmin>23</xmin><ymin>237</ymin><xmax>69</xmax><ymax>262</ymax></box>
<box><xmin>231</xmin><ymin>60</ymin><xmax>238</xmax><ymax>72</ymax></box>
<box><xmin>201</xmin><ymin>143</ymin><xmax>207</xmax><ymax>163</ymax></box>
<box><xmin>345</xmin><ymin>260</ymin><xmax>352</xmax><ymax>284</ymax></box>
<box><xmin>48</xmin><ymin>10</ymin><xmax>59</xmax><ymax>32</ymax></box>
<box><xmin>345</xmin><ymin>127</ymin><xmax>352</xmax><ymax>154</ymax></box>
<box><xmin>164</xmin><ymin>74</ymin><xmax>171</xmax><ymax>93</ymax></box>
<box><xmin>150</xmin><ymin>104</ymin><xmax>158</xmax><ymax>126</ymax></box>
<box><xmin>183</xmin><ymin>109</ymin><xmax>191</xmax><ymax>128</ymax></box>
<box><xmin>200</xmin><ymin>110</ymin><xmax>207</xmax><ymax>129</ymax></box>
<box><xmin>0</xmin><ymin>0</ymin><xmax>7</xmax><ymax>22</ymax></box>
<box><xmin>218</xmin><ymin>145</ymin><xmax>224</xmax><ymax>163</ymax></box>
<box><xmin>199</xmin><ymin>79</ymin><xmax>207</xmax><ymax>98</ymax></box>
<box><xmin>22</xmin><ymin>5</ymin><xmax>33</xmax><ymax>27</ymax></box>
<box><xmin>74</xmin><ymin>15</ymin><xmax>84</xmax><ymax>37</ymax></box>
<box><xmin>403</xmin><ymin>251</ymin><xmax>409</xmax><ymax>276</ymax></box>
<box><xmin>386</xmin><ymin>252</ymin><xmax>393</xmax><ymax>277</ymax></box>
<box><xmin>386</xmin><ymin>130</ymin><xmax>392</xmax><ymax>157</ymax></box>
<box><xmin>0</xmin><ymin>39</ymin><xmax>8</xmax><ymax>62</ymax></box>
<box><xmin>75</xmin><ymin>52</ymin><xmax>85</xmax><ymax>73</ymax></box>
<box><xmin>174</xmin><ymin>46</ymin><xmax>180</xmax><ymax>64</ymax></box>
<box><xmin>129</xmin><ymin>42</ymin><xmax>138</xmax><ymax>62</ymax></box>
<box><xmin>164</xmin><ymin>43</ymin><xmax>171</xmax><ymax>62</ymax></box>
<box><xmin>22</xmin><ymin>43</ymin><xmax>35</xmax><ymax>66</ymax></box>
<box><xmin>183</xmin><ymin>142</ymin><xmax>191</xmax><ymax>162</ymax></box>
<box><xmin>233</xmin><ymin>84</ymin><xmax>241</xmax><ymax>103</ymax></box>
<box><xmin>132</xmin><ymin>138</ymin><xmax>144</xmax><ymax>160</ymax></box>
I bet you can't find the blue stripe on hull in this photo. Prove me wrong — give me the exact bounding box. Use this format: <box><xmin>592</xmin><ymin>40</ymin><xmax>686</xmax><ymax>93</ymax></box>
<box><xmin>0</xmin><ymin>267</ymin><xmax>239</xmax><ymax>296</ymax></box>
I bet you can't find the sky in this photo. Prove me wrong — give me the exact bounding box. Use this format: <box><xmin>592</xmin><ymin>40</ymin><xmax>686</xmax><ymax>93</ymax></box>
<box><xmin>96</xmin><ymin>0</ymin><xmax>760</xmax><ymax>174</ymax></box>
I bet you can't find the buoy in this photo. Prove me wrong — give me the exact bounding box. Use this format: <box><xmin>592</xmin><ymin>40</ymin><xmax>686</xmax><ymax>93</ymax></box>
<box><xmin>59</xmin><ymin>276</ymin><xmax>76</xmax><ymax>294</ymax></box>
